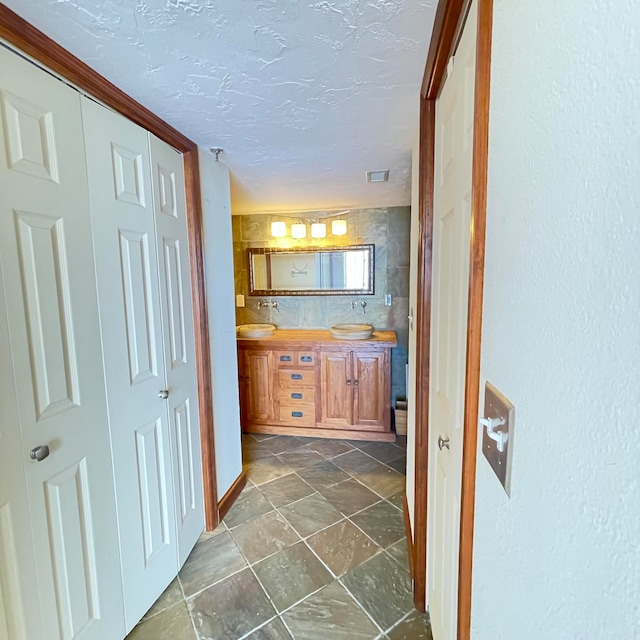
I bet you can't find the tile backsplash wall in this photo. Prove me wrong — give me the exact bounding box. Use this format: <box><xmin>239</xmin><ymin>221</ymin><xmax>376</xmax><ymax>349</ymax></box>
<box><xmin>232</xmin><ymin>207</ymin><xmax>410</xmax><ymax>404</ymax></box>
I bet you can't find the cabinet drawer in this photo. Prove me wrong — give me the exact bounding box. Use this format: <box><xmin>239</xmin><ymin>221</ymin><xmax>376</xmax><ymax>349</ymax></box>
<box><xmin>278</xmin><ymin>388</ymin><xmax>315</xmax><ymax>406</ymax></box>
<box><xmin>278</xmin><ymin>406</ymin><xmax>315</xmax><ymax>425</ymax></box>
<box><xmin>275</xmin><ymin>351</ymin><xmax>295</xmax><ymax>366</ymax></box>
<box><xmin>278</xmin><ymin>369</ymin><xmax>316</xmax><ymax>388</ymax></box>
<box><xmin>296</xmin><ymin>352</ymin><xmax>316</xmax><ymax>366</ymax></box>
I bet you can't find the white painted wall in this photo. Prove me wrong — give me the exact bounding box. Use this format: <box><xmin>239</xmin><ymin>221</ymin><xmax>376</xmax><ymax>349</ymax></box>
<box><xmin>406</xmin><ymin>124</ymin><xmax>421</xmax><ymax>533</ymax></box>
<box><xmin>471</xmin><ymin>1</ymin><xmax>640</xmax><ymax>637</ymax></box>
<box><xmin>198</xmin><ymin>148</ymin><xmax>243</xmax><ymax>499</ymax></box>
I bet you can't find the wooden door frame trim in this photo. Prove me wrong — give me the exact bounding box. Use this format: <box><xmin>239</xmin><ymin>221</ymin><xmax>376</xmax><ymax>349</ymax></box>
<box><xmin>0</xmin><ymin>4</ymin><xmax>220</xmax><ymax>529</ymax></box>
<box><xmin>412</xmin><ymin>0</ymin><xmax>493</xmax><ymax>638</ymax></box>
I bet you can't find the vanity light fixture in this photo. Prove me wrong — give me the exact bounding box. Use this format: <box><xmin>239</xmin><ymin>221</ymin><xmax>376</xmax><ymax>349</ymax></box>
<box><xmin>331</xmin><ymin>218</ymin><xmax>347</xmax><ymax>236</ymax></box>
<box><xmin>311</xmin><ymin>222</ymin><xmax>327</xmax><ymax>238</ymax></box>
<box><xmin>271</xmin><ymin>221</ymin><xmax>286</xmax><ymax>237</ymax></box>
<box><xmin>291</xmin><ymin>223</ymin><xmax>307</xmax><ymax>239</ymax></box>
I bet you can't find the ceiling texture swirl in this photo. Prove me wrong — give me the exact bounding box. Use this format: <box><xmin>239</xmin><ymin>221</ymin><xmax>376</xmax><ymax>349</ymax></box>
<box><xmin>5</xmin><ymin>0</ymin><xmax>437</xmax><ymax>214</ymax></box>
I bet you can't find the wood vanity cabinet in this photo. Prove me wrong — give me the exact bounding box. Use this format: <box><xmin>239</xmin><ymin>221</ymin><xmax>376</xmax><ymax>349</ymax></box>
<box><xmin>237</xmin><ymin>329</ymin><xmax>397</xmax><ymax>441</ymax></box>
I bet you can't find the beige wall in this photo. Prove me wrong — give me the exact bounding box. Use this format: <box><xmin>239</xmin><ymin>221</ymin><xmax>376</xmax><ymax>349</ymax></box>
<box><xmin>232</xmin><ymin>207</ymin><xmax>411</xmax><ymax>403</ymax></box>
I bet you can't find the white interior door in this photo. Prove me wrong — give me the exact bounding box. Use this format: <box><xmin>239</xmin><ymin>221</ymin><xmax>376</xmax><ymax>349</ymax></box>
<box><xmin>0</xmin><ymin>262</ymin><xmax>42</xmax><ymax>640</ymax></box>
<box><xmin>82</xmin><ymin>98</ymin><xmax>177</xmax><ymax>631</ymax></box>
<box><xmin>427</xmin><ymin>2</ymin><xmax>477</xmax><ymax>638</ymax></box>
<box><xmin>0</xmin><ymin>46</ymin><xmax>125</xmax><ymax>640</ymax></box>
<box><xmin>149</xmin><ymin>134</ymin><xmax>204</xmax><ymax>565</ymax></box>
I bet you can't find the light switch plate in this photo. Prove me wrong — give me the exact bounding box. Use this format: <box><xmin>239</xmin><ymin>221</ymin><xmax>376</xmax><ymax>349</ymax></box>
<box><xmin>482</xmin><ymin>382</ymin><xmax>515</xmax><ymax>496</ymax></box>
<box><xmin>236</xmin><ymin>294</ymin><xmax>245</xmax><ymax>308</ymax></box>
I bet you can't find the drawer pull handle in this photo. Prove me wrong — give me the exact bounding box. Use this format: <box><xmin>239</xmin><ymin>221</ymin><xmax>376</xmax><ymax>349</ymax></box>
<box><xmin>300</xmin><ymin>355</ymin><xmax>313</xmax><ymax>362</ymax></box>
<box><xmin>291</xmin><ymin>393</ymin><xmax>303</xmax><ymax>399</ymax></box>
<box><xmin>291</xmin><ymin>411</ymin><xmax>303</xmax><ymax>418</ymax></box>
<box><xmin>280</xmin><ymin>355</ymin><xmax>292</xmax><ymax>361</ymax></box>
<box><xmin>291</xmin><ymin>373</ymin><xmax>303</xmax><ymax>380</ymax></box>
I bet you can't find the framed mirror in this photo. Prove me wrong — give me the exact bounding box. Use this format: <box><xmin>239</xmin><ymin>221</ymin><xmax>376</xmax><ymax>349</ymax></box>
<box><xmin>248</xmin><ymin>244</ymin><xmax>374</xmax><ymax>296</ymax></box>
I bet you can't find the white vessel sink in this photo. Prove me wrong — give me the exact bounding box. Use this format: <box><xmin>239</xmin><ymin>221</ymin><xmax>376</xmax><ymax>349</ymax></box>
<box><xmin>329</xmin><ymin>324</ymin><xmax>374</xmax><ymax>340</ymax></box>
<box><xmin>237</xmin><ymin>323</ymin><xmax>276</xmax><ymax>338</ymax></box>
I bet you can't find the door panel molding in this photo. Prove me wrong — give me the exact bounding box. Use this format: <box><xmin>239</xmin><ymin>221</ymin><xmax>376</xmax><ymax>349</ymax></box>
<box><xmin>0</xmin><ymin>4</ymin><xmax>219</xmax><ymax>529</ymax></box>
<box><xmin>412</xmin><ymin>0</ymin><xmax>494</xmax><ymax>638</ymax></box>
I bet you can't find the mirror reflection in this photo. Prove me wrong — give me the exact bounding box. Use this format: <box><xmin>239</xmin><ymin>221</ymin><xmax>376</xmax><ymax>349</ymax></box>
<box><xmin>248</xmin><ymin>245</ymin><xmax>374</xmax><ymax>296</ymax></box>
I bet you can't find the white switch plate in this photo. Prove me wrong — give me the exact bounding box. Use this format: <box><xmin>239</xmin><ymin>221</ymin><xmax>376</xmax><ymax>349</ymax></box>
<box><xmin>236</xmin><ymin>294</ymin><xmax>245</xmax><ymax>307</ymax></box>
<box><xmin>384</xmin><ymin>294</ymin><xmax>392</xmax><ymax>306</ymax></box>
<box><xmin>482</xmin><ymin>382</ymin><xmax>514</xmax><ymax>496</ymax></box>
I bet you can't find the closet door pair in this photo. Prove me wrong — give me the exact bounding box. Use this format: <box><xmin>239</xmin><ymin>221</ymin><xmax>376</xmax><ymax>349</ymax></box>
<box><xmin>82</xmin><ymin>99</ymin><xmax>204</xmax><ymax>632</ymax></box>
<box><xmin>0</xmin><ymin>47</ymin><xmax>125</xmax><ymax>640</ymax></box>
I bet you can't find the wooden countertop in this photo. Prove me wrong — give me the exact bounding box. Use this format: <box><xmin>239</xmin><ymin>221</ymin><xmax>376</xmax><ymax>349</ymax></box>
<box><xmin>237</xmin><ymin>328</ymin><xmax>398</xmax><ymax>349</ymax></box>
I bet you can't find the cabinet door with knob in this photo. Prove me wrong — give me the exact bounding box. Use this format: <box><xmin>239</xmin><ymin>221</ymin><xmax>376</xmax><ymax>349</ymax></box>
<box><xmin>352</xmin><ymin>350</ymin><xmax>388</xmax><ymax>429</ymax></box>
<box><xmin>320</xmin><ymin>351</ymin><xmax>353</xmax><ymax>427</ymax></box>
<box><xmin>241</xmin><ymin>349</ymin><xmax>275</xmax><ymax>423</ymax></box>
<box><xmin>321</xmin><ymin>349</ymin><xmax>388</xmax><ymax>430</ymax></box>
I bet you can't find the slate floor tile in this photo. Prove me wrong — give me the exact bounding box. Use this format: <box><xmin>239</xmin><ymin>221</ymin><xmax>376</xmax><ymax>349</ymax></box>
<box><xmin>342</xmin><ymin>553</ymin><xmax>413</xmax><ymax>631</ymax></box>
<box><xmin>306</xmin><ymin>439</ymin><xmax>355</xmax><ymax>459</ymax></box>
<box><xmin>386</xmin><ymin>539</ymin><xmax>410</xmax><ymax>572</ymax></box>
<box><xmin>259</xmin><ymin>473</ymin><xmax>315</xmax><ymax>508</ymax></box>
<box><xmin>245</xmin><ymin>456</ymin><xmax>295</xmax><ymax>485</ymax></box>
<box><xmin>332</xmin><ymin>449</ymin><xmax>387</xmax><ymax>475</ymax></box>
<box><xmin>387</xmin><ymin>611</ymin><xmax>433</xmax><ymax>639</ymax></box>
<box><xmin>282</xmin><ymin>581</ymin><xmax>379</xmax><ymax>639</ymax></box>
<box><xmin>350</xmin><ymin>501</ymin><xmax>405</xmax><ymax>548</ymax></box>
<box><xmin>244</xmin><ymin>616</ymin><xmax>292</xmax><ymax>639</ymax></box>
<box><xmin>178</xmin><ymin>531</ymin><xmax>247</xmax><ymax>597</ymax></box>
<box><xmin>223</xmin><ymin>486</ymin><xmax>274</xmax><ymax>529</ymax></box>
<box><xmin>127</xmin><ymin>601</ymin><xmax>196</xmax><ymax>640</ymax></box>
<box><xmin>297</xmin><ymin>460</ymin><xmax>351</xmax><ymax>491</ymax></box>
<box><xmin>386</xmin><ymin>455</ymin><xmax>407</xmax><ymax>474</ymax></box>
<box><xmin>386</xmin><ymin>490</ymin><xmax>404</xmax><ymax>510</ymax></box>
<box><xmin>278</xmin><ymin>493</ymin><xmax>343</xmax><ymax>537</ymax></box>
<box><xmin>317</xmin><ymin>479</ymin><xmax>381</xmax><ymax>516</ymax></box>
<box><xmin>253</xmin><ymin>542</ymin><xmax>332</xmax><ymax>612</ymax></box>
<box><xmin>307</xmin><ymin>519</ymin><xmax>380</xmax><ymax>576</ymax></box>
<box><xmin>264</xmin><ymin>435</ymin><xmax>307</xmax><ymax>455</ymax></box>
<box><xmin>188</xmin><ymin>567</ymin><xmax>276</xmax><ymax>640</ymax></box>
<box><xmin>230</xmin><ymin>511</ymin><xmax>300</xmax><ymax>564</ymax></box>
<box><xmin>143</xmin><ymin>578</ymin><xmax>182</xmax><ymax>619</ymax></box>
<box><xmin>360</xmin><ymin>442</ymin><xmax>406</xmax><ymax>464</ymax></box>
<box><xmin>276</xmin><ymin>449</ymin><xmax>326</xmax><ymax>471</ymax></box>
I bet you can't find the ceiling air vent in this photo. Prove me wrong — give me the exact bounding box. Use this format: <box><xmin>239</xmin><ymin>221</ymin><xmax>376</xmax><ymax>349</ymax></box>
<box><xmin>366</xmin><ymin>170</ymin><xmax>390</xmax><ymax>183</ymax></box>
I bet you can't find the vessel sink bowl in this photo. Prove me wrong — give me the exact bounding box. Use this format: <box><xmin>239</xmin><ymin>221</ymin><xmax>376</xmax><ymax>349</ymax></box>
<box><xmin>237</xmin><ymin>323</ymin><xmax>276</xmax><ymax>338</ymax></box>
<box><xmin>329</xmin><ymin>324</ymin><xmax>374</xmax><ymax>340</ymax></box>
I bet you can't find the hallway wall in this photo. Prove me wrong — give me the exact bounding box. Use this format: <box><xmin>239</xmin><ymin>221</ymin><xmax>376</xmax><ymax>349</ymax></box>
<box><xmin>471</xmin><ymin>1</ymin><xmax>640</xmax><ymax>637</ymax></box>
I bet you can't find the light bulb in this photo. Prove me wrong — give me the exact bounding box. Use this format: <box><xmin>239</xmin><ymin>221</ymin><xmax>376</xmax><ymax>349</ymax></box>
<box><xmin>331</xmin><ymin>219</ymin><xmax>347</xmax><ymax>235</ymax></box>
<box><xmin>291</xmin><ymin>223</ymin><xmax>307</xmax><ymax>239</ymax></box>
<box><xmin>271</xmin><ymin>221</ymin><xmax>286</xmax><ymax>237</ymax></box>
<box><xmin>311</xmin><ymin>222</ymin><xmax>326</xmax><ymax>238</ymax></box>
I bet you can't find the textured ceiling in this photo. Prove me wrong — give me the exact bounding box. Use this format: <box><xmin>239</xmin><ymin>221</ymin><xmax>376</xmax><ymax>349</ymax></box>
<box><xmin>5</xmin><ymin>0</ymin><xmax>436</xmax><ymax>214</ymax></box>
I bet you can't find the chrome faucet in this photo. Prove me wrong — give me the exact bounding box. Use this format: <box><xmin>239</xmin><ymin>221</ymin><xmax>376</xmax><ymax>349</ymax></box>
<box><xmin>361</xmin><ymin>301</ymin><xmax>367</xmax><ymax>314</ymax></box>
<box><xmin>257</xmin><ymin>300</ymin><xmax>279</xmax><ymax>312</ymax></box>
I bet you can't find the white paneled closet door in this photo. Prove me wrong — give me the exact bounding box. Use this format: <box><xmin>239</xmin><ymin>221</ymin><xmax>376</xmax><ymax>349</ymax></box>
<box><xmin>0</xmin><ymin>264</ymin><xmax>41</xmax><ymax>640</ymax></box>
<box><xmin>149</xmin><ymin>135</ymin><xmax>204</xmax><ymax>565</ymax></box>
<box><xmin>81</xmin><ymin>97</ymin><xmax>178</xmax><ymax>631</ymax></box>
<box><xmin>0</xmin><ymin>47</ymin><xmax>125</xmax><ymax>640</ymax></box>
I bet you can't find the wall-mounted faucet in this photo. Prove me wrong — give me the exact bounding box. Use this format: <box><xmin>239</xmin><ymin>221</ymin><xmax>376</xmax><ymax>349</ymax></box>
<box><xmin>257</xmin><ymin>300</ymin><xmax>279</xmax><ymax>313</ymax></box>
<box><xmin>361</xmin><ymin>301</ymin><xmax>367</xmax><ymax>314</ymax></box>
<box><xmin>351</xmin><ymin>301</ymin><xmax>357</xmax><ymax>310</ymax></box>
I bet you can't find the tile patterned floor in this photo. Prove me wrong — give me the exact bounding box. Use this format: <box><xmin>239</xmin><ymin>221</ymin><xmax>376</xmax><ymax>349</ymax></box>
<box><xmin>127</xmin><ymin>434</ymin><xmax>432</xmax><ymax>640</ymax></box>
